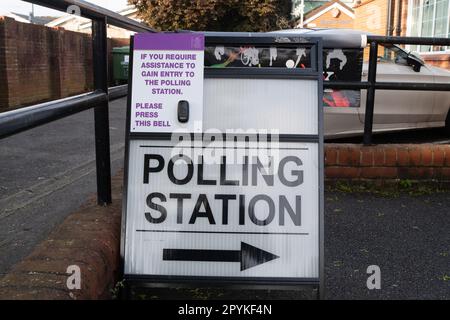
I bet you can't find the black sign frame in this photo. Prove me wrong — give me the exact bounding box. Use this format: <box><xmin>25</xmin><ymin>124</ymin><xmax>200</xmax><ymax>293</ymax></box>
<box><xmin>121</xmin><ymin>33</ymin><xmax>324</xmax><ymax>299</ymax></box>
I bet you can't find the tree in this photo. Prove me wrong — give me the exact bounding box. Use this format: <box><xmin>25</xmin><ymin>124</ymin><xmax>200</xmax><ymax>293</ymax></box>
<box><xmin>129</xmin><ymin>0</ymin><xmax>292</xmax><ymax>32</ymax></box>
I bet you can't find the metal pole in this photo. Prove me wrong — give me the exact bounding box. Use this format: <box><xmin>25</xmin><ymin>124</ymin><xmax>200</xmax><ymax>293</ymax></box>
<box><xmin>300</xmin><ymin>0</ymin><xmax>305</xmax><ymax>27</ymax></box>
<box><xmin>363</xmin><ymin>41</ymin><xmax>378</xmax><ymax>145</ymax></box>
<box><xmin>92</xmin><ymin>18</ymin><xmax>112</xmax><ymax>205</ymax></box>
<box><xmin>386</xmin><ymin>0</ymin><xmax>393</xmax><ymax>36</ymax></box>
<box><xmin>395</xmin><ymin>0</ymin><xmax>402</xmax><ymax>36</ymax></box>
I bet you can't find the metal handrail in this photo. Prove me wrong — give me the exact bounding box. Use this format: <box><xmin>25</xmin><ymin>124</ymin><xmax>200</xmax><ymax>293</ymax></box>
<box><xmin>0</xmin><ymin>84</ymin><xmax>129</xmax><ymax>140</ymax></box>
<box><xmin>367</xmin><ymin>35</ymin><xmax>450</xmax><ymax>46</ymax></box>
<box><xmin>360</xmin><ymin>36</ymin><xmax>450</xmax><ymax>145</ymax></box>
<box><xmin>325</xmin><ymin>82</ymin><xmax>450</xmax><ymax>91</ymax></box>
<box><xmin>109</xmin><ymin>84</ymin><xmax>129</xmax><ymax>100</ymax></box>
<box><xmin>0</xmin><ymin>91</ymin><xmax>107</xmax><ymax>139</ymax></box>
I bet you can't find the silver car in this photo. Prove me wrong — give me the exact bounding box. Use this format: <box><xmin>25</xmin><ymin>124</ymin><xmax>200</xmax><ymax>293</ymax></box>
<box><xmin>276</xmin><ymin>28</ymin><xmax>450</xmax><ymax>138</ymax></box>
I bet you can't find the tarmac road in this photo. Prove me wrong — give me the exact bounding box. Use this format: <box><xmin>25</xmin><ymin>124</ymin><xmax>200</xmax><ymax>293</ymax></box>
<box><xmin>323</xmin><ymin>188</ymin><xmax>449</xmax><ymax>299</ymax></box>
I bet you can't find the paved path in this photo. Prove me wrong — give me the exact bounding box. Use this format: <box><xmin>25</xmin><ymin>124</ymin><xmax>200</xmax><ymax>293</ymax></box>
<box><xmin>0</xmin><ymin>98</ymin><xmax>127</xmax><ymax>276</ymax></box>
<box><xmin>324</xmin><ymin>188</ymin><xmax>449</xmax><ymax>299</ymax></box>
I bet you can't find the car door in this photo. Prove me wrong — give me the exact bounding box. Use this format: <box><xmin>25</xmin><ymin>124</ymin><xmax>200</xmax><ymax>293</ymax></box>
<box><xmin>358</xmin><ymin>44</ymin><xmax>435</xmax><ymax>131</ymax></box>
<box><xmin>428</xmin><ymin>65</ymin><xmax>450</xmax><ymax>123</ymax></box>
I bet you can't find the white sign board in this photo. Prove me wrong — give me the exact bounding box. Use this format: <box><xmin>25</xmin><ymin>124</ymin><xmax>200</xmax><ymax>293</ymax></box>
<box><xmin>123</xmin><ymin>34</ymin><xmax>323</xmax><ymax>286</ymax></box>
<box><xmin>124</xmin><ymin>140</ymin><xmax>319</xmax><ymax>278</ymax></box>
<box><xmin>130</xmin><ymin>33</ymin><xmax>204</xmax><ymax>133</ymax></box>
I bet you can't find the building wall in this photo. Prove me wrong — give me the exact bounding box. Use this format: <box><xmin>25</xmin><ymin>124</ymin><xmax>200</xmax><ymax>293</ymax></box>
<box><xmin>352</xmin><ymin>0</ymin><xmax>409</xmax><ymax>36</ymax></box>
<box><xmin>353</xmin><ymin>0</ymin><xmax>449</xmax><ymax>70</ymax></box>
<box><xmin>400</xmin><ymin>0</ymin><xmax>408</xmax><ymax>36</ymax></box>
<box><xmin>0</xmin><ymin>17</ymin><xmax>130</xmax><ymax>111</ymax></box>
<box><xmin>353</xmin><ymin>0</ymin><xmax>389</xmax><ymax>35</ymax></box>
<box><xmin>305</xmin><ymin>8</ymin><xmax>354</xmax><ymax>28</ymax></box>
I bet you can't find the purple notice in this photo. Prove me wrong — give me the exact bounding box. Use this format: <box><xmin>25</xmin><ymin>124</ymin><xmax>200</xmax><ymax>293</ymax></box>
<box><xmin>134</xmin><ymin>33</ymin><xmax>204</xmax><ymax>51</ymax></box>
<box><xmin>130</xmin><ymin>32</ymin><xmax>204</xmax><ymax>133</ymax></box>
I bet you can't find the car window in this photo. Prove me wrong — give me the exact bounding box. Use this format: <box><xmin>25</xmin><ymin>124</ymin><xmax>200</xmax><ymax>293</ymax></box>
<box><xmin>379</xmin><ymin>44</ymin><xmax>409</xmax><ymax>66</ymax></box>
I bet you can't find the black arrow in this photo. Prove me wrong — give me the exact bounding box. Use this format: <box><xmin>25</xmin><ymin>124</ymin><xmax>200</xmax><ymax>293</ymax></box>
<box><xmin>163</xmin><ymin>242</ymin><xmax>279</xmax><ymax>271</ymax></box>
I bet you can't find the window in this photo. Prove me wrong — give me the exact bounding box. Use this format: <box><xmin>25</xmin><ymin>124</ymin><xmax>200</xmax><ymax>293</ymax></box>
<box><xmin>408</xmin><ymin>0</ymin><xmax>450</xmax><ymax>53</ymax></box>
<box><xmin>380</xmin><ymin>44</ymin><xmax>409</xmax><ymax>65</ymax></box>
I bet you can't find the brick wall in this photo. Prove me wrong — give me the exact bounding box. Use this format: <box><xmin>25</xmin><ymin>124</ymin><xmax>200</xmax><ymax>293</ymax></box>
<box><xmin>325</xmin><ymin>144</ymin><xmax>450</xmax><ymax>180</ymax></box>
<box><xmin>0</xmin><ymin>17</ymin><xmax>93</xmax><ymax>111</ymax></box>
<box><xmin>354</xmin><ymin>0</ymin><xmax>388</xmax><ymax>36</ymax></box>
<box><xmin>420</xmin><ymin>53</ymin><xmax>450</xmax><ymax>70</ymax></box>
<box><xmin>0</xmin><ymin>17</ymin><xmax>130</xmax><ymax>112</ymax></box>
<box><xmin>57</xmin><ymin>28</ymin><xmax>94</xmax><ymax>98</ymax></box>
<box><xmin>0</xmin><ymin>19</ymin><xmax>7</xmax><ymax>108</ymax></box>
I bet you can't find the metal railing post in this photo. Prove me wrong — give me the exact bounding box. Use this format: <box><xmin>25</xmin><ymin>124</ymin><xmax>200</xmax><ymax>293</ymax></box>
<box><xmin>363</xmin><ymin>41</ymin><xmax>379</xmax><ymax>145</ymax></box>
<box><xmin>92</xmin><ymin>17</ymin><xmax>112</xmax><ymax>205</ymax></box>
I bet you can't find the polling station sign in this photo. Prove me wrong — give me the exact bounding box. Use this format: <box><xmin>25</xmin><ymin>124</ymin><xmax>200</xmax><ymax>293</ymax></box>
<box><xmin>122</xmin><ymin>33</ymin><xmax>324</xmax><ymax>291</ymax></box>
<box><xmin>124</xmin><ymin>140</ymin><xmax>319</xmax><ymax>278</ymax></box>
